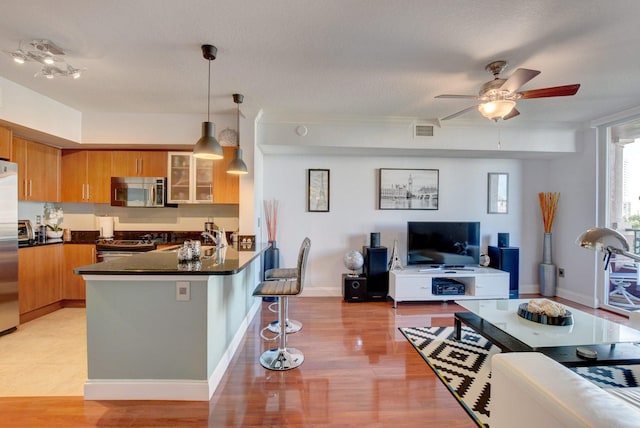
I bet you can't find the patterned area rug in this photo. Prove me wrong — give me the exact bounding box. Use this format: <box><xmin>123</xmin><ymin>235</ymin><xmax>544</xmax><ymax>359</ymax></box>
<box><xmin>400</xmin><ymin>325</ymin><xmax>640</xmax><ymax>428</ymax></box>
<box><xmin>400</xmin><ymin>326</ymin><xmax>499</xmax><ymax>427</ymax></box>
<box><xmin>570</xmin><ymin>364</ymin><xmax>640</xmax><ymax>388</ymax></box>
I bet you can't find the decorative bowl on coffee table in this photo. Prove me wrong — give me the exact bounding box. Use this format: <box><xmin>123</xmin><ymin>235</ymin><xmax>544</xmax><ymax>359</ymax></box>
<box><xmin>517</xmin><ymin>303</ymin><xmax>573</xmax><ymax>326</ymax></box>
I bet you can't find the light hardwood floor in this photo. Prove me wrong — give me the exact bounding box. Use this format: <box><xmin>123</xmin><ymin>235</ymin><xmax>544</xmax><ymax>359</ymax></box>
<box><xmin>0</xmin><ymin>308</ymin><xmax>86</xmax><ymax>397</ymax></box>
<box><xmin>0</xmin><ymin>296</ymin><xmax>631</xmax><ymax>427</ymax></box>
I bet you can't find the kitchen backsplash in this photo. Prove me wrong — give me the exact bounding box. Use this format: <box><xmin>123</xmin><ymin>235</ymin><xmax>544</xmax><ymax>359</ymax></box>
<box><xmin>18</xmin><ymin>201</ymin><xmax>239</xmax><ymax>234</ymax></box>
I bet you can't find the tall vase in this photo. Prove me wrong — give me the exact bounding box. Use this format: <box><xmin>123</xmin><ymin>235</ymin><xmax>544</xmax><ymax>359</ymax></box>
<box><xmin>539</xmin><ymin>232</ymin><xmax>557</xmax><ymax>297</ymax></box>
<box><xmin>262</xmin><ymin>241</ymin><xmax>280</xmax><ymax>302</ymax></box>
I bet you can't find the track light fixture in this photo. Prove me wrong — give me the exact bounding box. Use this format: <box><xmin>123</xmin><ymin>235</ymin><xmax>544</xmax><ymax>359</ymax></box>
<box><xmin>227</xmin><ymin>93</ymin><xmax>249</xmax><ymax>175</ymax></box>
<box><xmin>193</xmin><ymin>44</ymin><xmax>224</xmax><ymax>160</ymax></box>
<box><xmin>5</xmin><ymin>39</ymin><xmax>84</xmax><ymax>79</ymax></box>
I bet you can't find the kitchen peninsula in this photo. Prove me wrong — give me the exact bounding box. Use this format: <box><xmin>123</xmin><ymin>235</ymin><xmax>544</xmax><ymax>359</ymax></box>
<box><xmin>75</xmin><ymin>243</ymin><xmax>268</xmax><ymax>401</ymax></box>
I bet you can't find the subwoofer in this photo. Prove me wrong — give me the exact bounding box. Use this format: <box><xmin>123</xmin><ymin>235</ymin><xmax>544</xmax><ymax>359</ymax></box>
<box><xmin>343</xmin><ymin>274</ymin><xmax>367</xmax><ymax>302</ymax></box>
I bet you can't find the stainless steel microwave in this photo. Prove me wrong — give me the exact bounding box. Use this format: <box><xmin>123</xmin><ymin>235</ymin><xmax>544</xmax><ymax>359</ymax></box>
<box><xmin>111</xmin><ymin>177</ymin><xmax>166</xmax><ymax>207</ymax></box>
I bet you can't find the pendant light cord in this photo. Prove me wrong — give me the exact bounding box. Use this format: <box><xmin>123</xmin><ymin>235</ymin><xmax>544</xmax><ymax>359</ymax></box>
<box><xmin>236</xmin><ymin>100</ymin><xmax>240</xmax><ymax>148</ymax></box>
<box><xmin>207</xmin><ymin>59</ymin><xmax>211</xmax><ymax>122</ymax></box>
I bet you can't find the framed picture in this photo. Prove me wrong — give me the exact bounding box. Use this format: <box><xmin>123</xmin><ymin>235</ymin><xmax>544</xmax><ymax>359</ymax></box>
<box><xmin>487</xmin><ymin>172</ymin><xmax>509</xmax><ymax>214</ymax></box>
<box><xmin>379</xmin><ymin>168</ymin><xmax>439</xmax><ymax>210</ymax></box>
<box><xmin>308</xmin><ymin>169</ymin><xmax>330</xmax><ymax>212</ymax></box>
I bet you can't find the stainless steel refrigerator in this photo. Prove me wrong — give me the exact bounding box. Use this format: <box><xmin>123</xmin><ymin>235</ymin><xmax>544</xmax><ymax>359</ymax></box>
<box><xmin>0</xmin><ymin>160</ymin><xmax>18</xmax><ymax>335</ymax></box>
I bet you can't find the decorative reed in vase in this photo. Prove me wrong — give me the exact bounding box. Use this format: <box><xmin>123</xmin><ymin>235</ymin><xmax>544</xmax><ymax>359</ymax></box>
<box><xmin>538</xmin><ymin>192</ymin><xmax>560</xmax><ymax>234</ymax></box>
<box><xmin>262</xmin><ymin>200</ymin><xmax>280</xmax><ymax>296</ymax></box>
<box><xmin>538</xmin><ymin>192</ymin><xmax>560</xmax><ymax>296</ymax></box>
<box><xmin>263</xmin><ymin>199</ymin><xmax>279</xmax><ymax>243</ymax></box>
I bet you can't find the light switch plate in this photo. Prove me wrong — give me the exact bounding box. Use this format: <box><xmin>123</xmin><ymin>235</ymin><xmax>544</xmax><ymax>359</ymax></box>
<box><xmin>176</xmin><ymin>281</ymin><xmax>190</xmax><ymax>301</ymax></box>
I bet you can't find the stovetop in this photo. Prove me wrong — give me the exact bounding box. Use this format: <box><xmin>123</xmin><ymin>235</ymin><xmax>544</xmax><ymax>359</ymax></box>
<box><xmin>95</xmin><ymin>238</ymin><xmax>157</xmax><ymax>251</ymax></box>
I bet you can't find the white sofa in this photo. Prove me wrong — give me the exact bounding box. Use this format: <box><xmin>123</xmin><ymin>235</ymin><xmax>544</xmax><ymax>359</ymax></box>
<box><xmin>491</xmin><ymin>352</ymin><xmax>640</xmax><ymax>428</ymax></box>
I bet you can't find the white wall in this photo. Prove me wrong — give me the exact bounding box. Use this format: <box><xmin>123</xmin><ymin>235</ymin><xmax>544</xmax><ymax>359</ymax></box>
<box><xmin>263</xmin><ymin>154</ymin><xmax>522</xmax><ymax>296</ymax></box>
<box><xmin>81</xmin><ymin>112</ymin><xmax>235</xmax><ymax>147</ymax></box>
<box><xmin>518</xmin><ymin>129</ymin><xmax>598</xmax><ymax>306</ymax></box>
<box><xmin>0</xmin><ymin>76</ymin><xmax>81</xmax><ymax>142</ymax></box>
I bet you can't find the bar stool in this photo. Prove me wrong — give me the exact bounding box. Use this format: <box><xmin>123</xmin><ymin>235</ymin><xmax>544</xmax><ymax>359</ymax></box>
<box><xmin>253</xmin><ymin>237</ymin><xmax>310</xmax><ymax>370</ymax></box>
<box><xmin>264</xmin><ymin>266</ymin><xmax>303</xmax><ymax>334</ymax></box>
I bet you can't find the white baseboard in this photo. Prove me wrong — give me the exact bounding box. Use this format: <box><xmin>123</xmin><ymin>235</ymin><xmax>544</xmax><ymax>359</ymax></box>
<box><xmin>84</xmin><ymin>379</ymin><xmax>210</xmax><ymax>401</ymax></box>
<box><xmin>84</xmin><ymin>299</ymin><xmax>262</xmax><ymax>401</ymax></box>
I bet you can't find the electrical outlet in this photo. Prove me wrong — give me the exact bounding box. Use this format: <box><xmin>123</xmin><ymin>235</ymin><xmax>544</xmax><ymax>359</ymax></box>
<box><xmin>558</xmin><ymin>268</ymin><xmax>565</xmax><ymax>278</ymax></box>
<box><xmin>176</xmin><ymin>281</ymin><xmax>190</xmax><ymax>301</ymax></box>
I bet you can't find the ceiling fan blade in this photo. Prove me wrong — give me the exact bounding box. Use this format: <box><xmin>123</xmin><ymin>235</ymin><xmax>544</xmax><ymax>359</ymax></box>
<box><xmin>518</xmin><ymin>84</ymin><xmax>581</xmax><ymax>99</ymax></box>
<box><xmin>503</xmin><ymin>107</ymin><xmax>520</xmax><ymax>121</ymax></box>
<box><xmin>435</xmin><ymin>94</ymin><xmax>480</xmax><ymax>99</ymax></box>
<box><xmin>441</xmin><ymin>105</ymin><xmax>478</xmax><ymax>121</ymax></box>
<box><xmin>500</xmin><ymin>68</ymin><xmax>541</xmax><ymax>93</ymax></box>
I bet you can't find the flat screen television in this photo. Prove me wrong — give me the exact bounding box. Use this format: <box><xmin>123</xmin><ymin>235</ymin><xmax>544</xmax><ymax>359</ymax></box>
<box><xmin>407</xmin><ymin>221</ymin><xmax>480</xmax><ymax>266</ymax></box>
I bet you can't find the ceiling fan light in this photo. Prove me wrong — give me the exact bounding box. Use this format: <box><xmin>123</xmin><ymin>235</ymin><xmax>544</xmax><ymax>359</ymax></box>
<box><xmin>227</xmin><ymin>148</ymin><xmax>248</xmax><ymax>175</ymax></box>
<box><xmin>478</xmin><ymin>100</ymin><xmax>516</xmax><ymax>120</ymax></box>
<box><xmin>194</xmin><ymin>121</ymin><xmax>224</xmax><ymax>159</ymax></box>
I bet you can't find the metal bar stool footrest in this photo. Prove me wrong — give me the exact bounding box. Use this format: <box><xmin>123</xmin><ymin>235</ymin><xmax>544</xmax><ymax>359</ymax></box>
<box><xmin>267</xmin><ymin>318</ymin><xmax>303</xmax><ymax>334</ymax></box>
<box><xmin>259</xmin><ymin>347</ymin><xmax>304</xmax><ymax>370</ymax></box>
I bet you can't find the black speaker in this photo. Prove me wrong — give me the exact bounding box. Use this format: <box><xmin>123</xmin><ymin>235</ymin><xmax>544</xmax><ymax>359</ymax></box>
<box><xmin>370</xmin><ymin>232</ymin><xmax>380</xmax><ymax>248</ymax></box>
<box><xmin>497</xmin><ymin>233</ymin><xmax>510</xmax><ymax>248</ymax></box>
<box><xmin>343</xmin><ymin>274</ymin><xmax>367</xmax><ymax>302</ymax></box>
<box><xmin>363</xmin><ymin>246</ymin><xmax>388</xmax><ymax>299</ymax></box>
<box><xmin>488</xmin><ymin>246</ymin><xmax>519</xmax><ymax>298</ymax></box>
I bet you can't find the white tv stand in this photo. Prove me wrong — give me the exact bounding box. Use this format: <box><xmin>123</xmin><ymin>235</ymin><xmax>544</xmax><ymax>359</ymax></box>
<box><xmin>389</xmin><ymin>265</ymin><xmax>509</xmax><ymax>308</ymax></box>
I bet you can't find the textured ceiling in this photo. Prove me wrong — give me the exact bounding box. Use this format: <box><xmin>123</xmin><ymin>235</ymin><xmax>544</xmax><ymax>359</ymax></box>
<box><xmin>0</xmin><ymin>0</ymin><xmax>640</xmax><ymax>127</ymax></box>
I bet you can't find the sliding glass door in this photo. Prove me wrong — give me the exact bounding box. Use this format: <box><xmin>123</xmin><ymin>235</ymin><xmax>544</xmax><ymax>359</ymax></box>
<box><xmin>605</xmin><ymin>118</ymin><xmax>640</xmax><ymax>312</ymax></box>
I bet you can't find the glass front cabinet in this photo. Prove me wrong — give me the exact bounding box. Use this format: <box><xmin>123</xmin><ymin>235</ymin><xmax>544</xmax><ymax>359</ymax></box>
<box><xmin>167</xmin><ymin>152</ymin><xmax>214</xmax><ymax>203</ymax></box>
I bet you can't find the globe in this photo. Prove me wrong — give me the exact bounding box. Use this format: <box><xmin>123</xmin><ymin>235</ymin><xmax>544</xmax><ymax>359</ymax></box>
<box><xmin>343</xmin><ymin>250</ymin><xmax>364</xmax><ymax>276</ymax></box>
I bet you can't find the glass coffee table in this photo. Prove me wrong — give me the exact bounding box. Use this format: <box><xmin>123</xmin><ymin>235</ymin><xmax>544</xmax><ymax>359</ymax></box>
<box><xmin>455</xmin><ymin>299</ymin><xmax>640</xmax><ymax>366</ymax></box>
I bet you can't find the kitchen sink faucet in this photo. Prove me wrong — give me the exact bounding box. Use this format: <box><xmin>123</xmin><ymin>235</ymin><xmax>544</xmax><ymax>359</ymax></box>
<box><xmin>201</xmin><ymin>230</ymin><xmax>227</xmax><ymax>247</ymax></box>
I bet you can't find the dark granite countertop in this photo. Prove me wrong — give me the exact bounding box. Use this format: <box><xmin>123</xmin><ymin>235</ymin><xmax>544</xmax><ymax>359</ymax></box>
<box><xmin>64</xmin><ymin>230</ymin><xmax>232</xmax><ymax>245</ymax></box>
<box><xmin>19</xmin><ymin>239</ymin><xmax>64</xmax><ymax>248</ymax></box>
<box><xmin>75</xmin><ymin>243</ymin><xmax>268</xmax><ymax>276</ymax></box>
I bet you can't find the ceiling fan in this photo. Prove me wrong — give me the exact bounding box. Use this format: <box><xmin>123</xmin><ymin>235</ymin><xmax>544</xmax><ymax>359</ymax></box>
<box><xmin>435</xmin><ymin>60</ymin><xmax>580</xmax><ymax>121</ymax></box>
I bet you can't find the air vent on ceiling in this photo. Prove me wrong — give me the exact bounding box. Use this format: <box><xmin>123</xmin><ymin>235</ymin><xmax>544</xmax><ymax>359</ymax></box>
<box><xmin>414</xmin><ymin>125</ymin><xmax>434</xmax><ymax>137</ymax></box>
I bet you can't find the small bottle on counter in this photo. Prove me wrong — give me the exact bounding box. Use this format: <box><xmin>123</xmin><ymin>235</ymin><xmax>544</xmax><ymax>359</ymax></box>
<box><xmin>39</xmin><ymin>225</ymin><xmax>47</xmax><ymax>243</ymax></box>
<box><xmin>35</xmin><ymin>215</ymin><xmax>46</xmax><ymax>243</ymax></box>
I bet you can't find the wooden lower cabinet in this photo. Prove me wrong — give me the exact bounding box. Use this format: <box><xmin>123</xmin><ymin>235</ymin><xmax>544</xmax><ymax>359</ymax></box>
<box><xmin>18</xmin><ymin>245</ymin><xmax>63</xmax><ymax>321</ymax></box>
<box><xmin>63</xmin><ymin>244</ymin><xmax>95</xmax><ymax>300</ymax></box>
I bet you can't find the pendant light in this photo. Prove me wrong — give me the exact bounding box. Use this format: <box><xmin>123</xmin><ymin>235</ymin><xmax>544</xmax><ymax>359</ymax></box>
<box><xmin>227</xmin><ymin>93</ymin><xmax>249</xmax><ymax>175</ymax></box>
<box><xmin>193</xmin><ymin>44</ymin><xmax>224</xmax><ymax>160</ymax></box>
